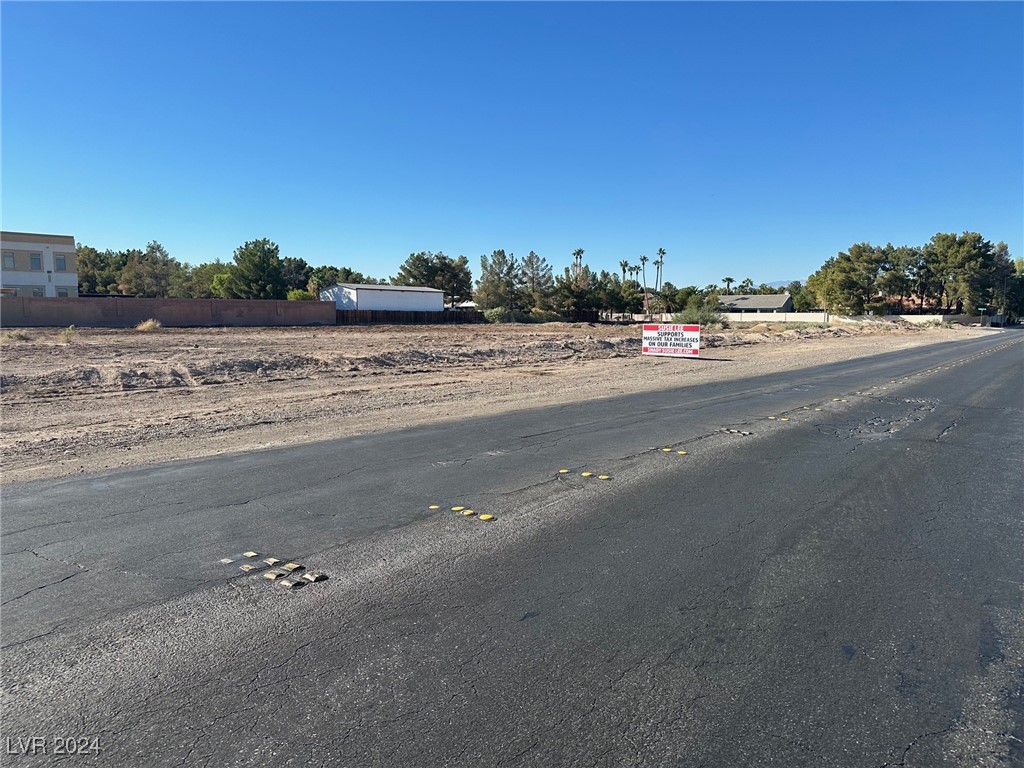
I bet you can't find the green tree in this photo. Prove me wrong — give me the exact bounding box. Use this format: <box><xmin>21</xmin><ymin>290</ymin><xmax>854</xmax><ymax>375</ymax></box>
<box><xmin>393</xmin><ymin>251</ymin><xmax>473</xmax><ymax>306</ymax></box>
<box><xmin>554</xmin><ymin>265</ymin><xmax>600</xmax><ymax>312</ymax></box>
<box><xmin>923</xmin><ymin>232</ymin><xmax>996</xmax><ymax>314</ymax></box>
<box><xmin>75</xmin><ymin>246</ymin><xmax>129</xmax><ymax>294</ymax></box>
<box><xmin>991</xmin><ymin>242</ymin><xmax>1015</xmax><ymax>314</ymax></box>
<box><xmin>659</xmin><ymin>281</ymin><xmax>679</xmax><ymax>312</ymax></box>
<box><xmin>280</xmin><ymin>257</ymin><xmax>313</xmax><ymax>292</ymax></box>
<box><xmin>475</xmin><ymin>250</ymin><xmax>523</xmax><ymax>310</ymax></box>
<box><xmin>596</xmin><ymin>271</ymin><xmax>627</xmax><ymax>314</ymax></box>
<box><xmin>520</xmin><ymin>251</ymin><xmax>555</xmax><ymax>310</ymax></box>
<box><xmin>621</xmin><ymin>279</ymin><xmax>644</xmax><ymax>313</ymax></box>
<box><xmin>225</xmin><ymin>238</ymin><xmax>287</xmax><ymax>299</ymax></box>
<box><xmin>211</xmin><ymin>271</ymin><xmax>234</xmax><ymax>298</ymax></box>
<box><xmin>572</xmin><ymin>248</ymin><xmax>585</xmax><ymax>276</ymax></box>
<box><xmin>786</xmin><ymin>280</ymin><xmax>819</xmax><ymax>312</ymax></box>
<box><xmin>639</xmin><ymin>255</ymin><xmax>650</xmax><ymax>314</ymax></box>
<box><xmin>118</xmin><ymin>241</ymin><xmax>187</xmax><ymax>298</ymax></box>
<box><xmin>655</xmin><ymin>248</ymin><xmax>667</xmax><ymax>293</ymax></box>
<box><xmin>75</xmin><ymin>245</ymin><xmax>109</xmax><ymax>294</ymax></box>
<box><xmin>286</xmin><ymin>288</ymin><xmax>316</xmax><ymax>300</ymax></box>
<box><xmin>807</xmin><ymin>243</ymin><xmax>888</xmax><ymax>314</ymax></box>
<box><xmin>876</xmin><ymin>246</ymin><xmax>918</xmax><ymax>311</ymax></box>
<box><xmin>182</xmin><ymin>259</ymin><xmax>233</xmax><ymax>298</ymax></box>
<box><xmin>673</xmin><ymin>285</ymin><xmax>699</xmax><ymax>311</ymax></box>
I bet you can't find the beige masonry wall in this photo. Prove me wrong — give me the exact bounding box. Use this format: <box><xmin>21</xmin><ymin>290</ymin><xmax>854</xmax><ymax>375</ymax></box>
<box><xmin>0</xmin><ymin>296</ymin><xmax>336</xmax><ymax>328</ymax></box>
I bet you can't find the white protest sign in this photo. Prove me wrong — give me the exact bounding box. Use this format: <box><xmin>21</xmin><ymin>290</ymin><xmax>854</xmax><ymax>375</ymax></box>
<box><xmin>641</xmin><ymin>324</ymin><xmax>700</xmax><ymax>357</ymax></box>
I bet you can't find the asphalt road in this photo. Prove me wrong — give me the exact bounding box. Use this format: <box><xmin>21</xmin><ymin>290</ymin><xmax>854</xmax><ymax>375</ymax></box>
<box><xmin>1</xmin><ymin>330</ymin><xmax>1022</xmax><ymax>767</ymax></box>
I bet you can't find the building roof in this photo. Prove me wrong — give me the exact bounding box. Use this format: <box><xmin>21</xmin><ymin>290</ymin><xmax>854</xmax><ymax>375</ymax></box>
<box><xmin>1</xmin><ymin>231</ymin><xmax>76</xmax><ymax>246</ymax></box>
<box><xmin>330</xmin><ymin>283</ymin><xmax>444</xmax><ymax>293</ymax></box>
<box><xmin>718</xmin><ymin>293</ymin><xmax>792</xmax><ymax>310</ymax></box>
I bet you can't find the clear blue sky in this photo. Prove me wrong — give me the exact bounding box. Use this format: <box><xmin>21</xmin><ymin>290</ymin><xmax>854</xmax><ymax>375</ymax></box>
<box><xmin>3</xmin><ymin>2</ymin><xmax>1022</xmax><ymax>288</ymax></box>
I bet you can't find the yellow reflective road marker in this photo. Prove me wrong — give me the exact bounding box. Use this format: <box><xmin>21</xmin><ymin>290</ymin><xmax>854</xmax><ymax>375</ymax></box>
<box><xmin>243</xmin><ymin>551</ymin><xmax>259</xmax><ymax>558</ymax></box>
<box><xmin>279</xmin><ymin>578</ymin><xmax>304</xmax><ymax>591</ymax></box>
<box><xmin>462</xmin><ymin>509</ymin><xmax>477</xmax><ymax>516</ymax></box>
<box><xmin>428</xmin><ymin>505</ymin><xmax>440</xmax><ymax>510</ymax></box>
<box><xmin>451</xmin><ymin>506</ymin><xmax>465</xmax><ymax>512</ymax></box>
<box><xmin>282</xmin><ymin>563</ymin><xmax>303</xmax><ymax>572</ymax></box>
<box><xmin>676</xmin><ymin>450</ymin><xmax>687</xmax><ymax>455</ymax></box>
<box><xmin>558</xmin><ymin>469</ymin><xmax>570</xmax><ymax>474</ymax></box>
<box><xmin>219</xmin><ymin>558</ymin><xmax>235</xmax><ymax>565</ymax></box>
<box><xmin>767</xmin><ymin>416</ymin><xmax>776</xmax><ymax>420</ymax></box>
<box><xmin>581</xmin><ymin>472</ymin><xmax>594</xmax><ymax>477</ymax></box>
<box><xmin>263</xmin><ymin>557</ymin><xmax>281</xmax><ymax>566</ymax></box>
<box><xmin>661</xmin><ymin>448</ymin><xmax>672</xmax><ymax>452</ymax></box>
<box><xmin>239</xmin><ymin>564</ymin><xmax>258</xmax><ymax>573</ymax></box>
<box><xmin>479</xmin><ymin>514</ymin><xmax>495</xmax><ymax>522</ymax></box>
<box><xmin>780</xmin><ymin>418</ymin><xmax>790</xmax><ymax>422</ymax></box>
<box><xmin>598</xmin><ymin>475</ymin><xmax>611</xmax><ymax>480</ymax></box>
<box><xmin>263</xmin><ymin>571</ymin><xmax>285</xmax><ymax>581</ymax></box>
<box><xmin>814</xmin><ymin>408</ymin><xmax>822</xmax><ymax>411</ymax></box>
<box><xmin>302</xmin><ymin>572</ymin><xmax>328</xmax><ymax>583</ymax></box>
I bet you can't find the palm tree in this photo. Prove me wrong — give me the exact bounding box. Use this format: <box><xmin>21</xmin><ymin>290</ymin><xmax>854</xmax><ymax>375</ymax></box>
<box><xmin>723</xmin><ymin>276</ymin><xmax>735</xmax><ymax>295</ymax></box>
<box><xmin>656</xmin><ymin>248</ymin><xmax>666</xmax><ymax>293</ymax></box>
<box><xmin>639</xmin><ymin>255</ymin><xmax>650</xmax><ymax>315</ymax></box>
<box><xmin>619</xmin><ymin>260</ymin><xmax>629</xmax><ymax>283</ymax></box>
<box><xmin>572</xmin><ymin>248</ymin><xmax>584</xmax><ymax>277</ymax></box>
<box><xmin>739</xmin><ymin>277</ymin><xmax>754</xmax><ymax>294</ymax></box>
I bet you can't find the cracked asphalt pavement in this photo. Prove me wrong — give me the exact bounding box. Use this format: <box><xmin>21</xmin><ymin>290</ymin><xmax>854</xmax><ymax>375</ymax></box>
<box><xmin>1</xmin><ymin>330</ymin><xmax>1022</xmax><ymax>767</ymax></box>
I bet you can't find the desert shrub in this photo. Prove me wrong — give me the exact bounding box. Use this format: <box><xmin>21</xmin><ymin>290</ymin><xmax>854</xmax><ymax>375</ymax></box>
<box><xmin>135</xmin><ymin>318</ymin><xmax>163</xmax><ymax>332</ymax></box>
<box><xmin>56</xmin><ymin>325</ymin><xmax>78</xmax><ymax>343</ymax></box>
<box><xmin>484</xmin><ymin>307</ymin><xmax>550</xmax><ymax>323</ymax></box>
<box><xmin>671</xmin><ymin>306</ymin><xmax>727</xmax><ymax>329</ymax></box>
<box><xmin>4</xmin><ymin>330</ymin><xmax>31</xmax><ymax>341</ymax></box>
<box><xmin>484</xmin><ymin>307</ymin><xmax>514</xmax><ymax>323</ymax></box>
<box><xmin>529</xmin><ymin>308</ymin><xmax>564</xmax><ymax>323</ymax></box>
<box><xmin>287</xmin><ymin>289</ymin><xmax>316</xmax><ymax>301</ymax></box>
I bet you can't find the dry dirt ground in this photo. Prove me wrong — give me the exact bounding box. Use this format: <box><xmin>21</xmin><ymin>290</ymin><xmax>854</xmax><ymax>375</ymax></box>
<box><xmin>0</xmin><ymin>321</ymin><xmax>986</xmax><ymax>484</ymax></box>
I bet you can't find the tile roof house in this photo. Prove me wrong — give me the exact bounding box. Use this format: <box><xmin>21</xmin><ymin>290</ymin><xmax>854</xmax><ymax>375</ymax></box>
<box><xmin>718</xmin><ymin>293</ymin><xmax>794</xmax><ymax>313</ymax></box>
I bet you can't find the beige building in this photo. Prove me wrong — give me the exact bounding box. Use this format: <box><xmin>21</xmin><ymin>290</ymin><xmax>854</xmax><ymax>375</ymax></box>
<box><xmin>0</xmin><ymin>231</ymin><xmax>79</xmax><ymax>298</ymax></box>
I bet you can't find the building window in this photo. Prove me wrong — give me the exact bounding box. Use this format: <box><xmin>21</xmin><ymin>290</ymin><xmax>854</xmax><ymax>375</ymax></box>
<box><xmin>30</xmin><ymin>253</ymin><xmax>42</xmax><ymax>270</ymax></box>
<box><xmin>31</xmin><ymin>287</ymin><xmax>45</xmax><ymax>297</ymax></box>
<box><xmin>2</xmin><ymin>252</ymin><xmax>13</xmax><ymax>269</ymax></box>
<box><xmin>55</xmin><ymin>255</ymin><xmax>67</xmax><ymax>271</ymax></box>
<box><xmin>57</xmin><ymin>287</ymin><xmax>70</xmax><ymax>298</ymax></box>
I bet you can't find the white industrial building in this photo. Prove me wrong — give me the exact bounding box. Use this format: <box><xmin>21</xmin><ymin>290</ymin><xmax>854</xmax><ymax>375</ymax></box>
<box><xmin>1</xmin><ymin>231</ymin><xmax>79</xmax><ymax>297</ymax></box>
<box><xmin>320</xmin><ymin>283</ymin><xmax>444</xmax><ymax>312</ymax></box>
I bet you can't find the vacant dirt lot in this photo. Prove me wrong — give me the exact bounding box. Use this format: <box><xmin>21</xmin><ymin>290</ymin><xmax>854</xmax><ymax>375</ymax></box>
<box><xmin>0</xmin><ymin>321</ymin><xmax>984</xmax><ymax>484</ymax></box>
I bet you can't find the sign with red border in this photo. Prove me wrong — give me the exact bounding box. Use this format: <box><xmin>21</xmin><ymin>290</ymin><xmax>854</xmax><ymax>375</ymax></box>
<box><xmin>641</xmin><ymin>324</ymin><xmax>700</xmax><ymax>357</ymax></box>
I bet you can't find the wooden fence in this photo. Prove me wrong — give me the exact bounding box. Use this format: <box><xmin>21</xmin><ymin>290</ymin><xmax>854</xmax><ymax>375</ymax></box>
<box><xmin>562</xmin><ymin>310</ymin><xmax>600</xmax><ymax>323</ymax></box>
<box><xmin>336</xmin><ymin>309</ymin><xmax>485</xmax><ymax>325</ymax></box>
